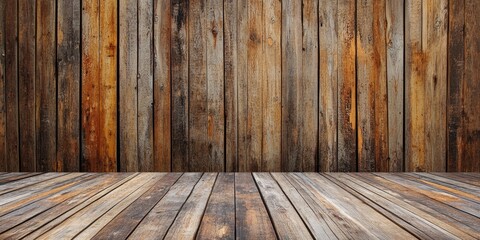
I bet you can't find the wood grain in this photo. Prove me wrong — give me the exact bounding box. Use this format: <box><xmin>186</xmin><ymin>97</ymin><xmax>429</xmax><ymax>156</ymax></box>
<box><xmin>57</xmin><ymin>0</ymin><xmax>81</xmax><ymax>171</ymax></box>
<box><xmin>0</xmin><ymin>0</ymin><xmax>5</xmax><ymax>172</ymax></box>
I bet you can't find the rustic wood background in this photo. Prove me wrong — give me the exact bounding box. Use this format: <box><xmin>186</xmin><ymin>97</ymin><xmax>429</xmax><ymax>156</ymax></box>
<box><xmin>0</xmin><ymin>0</ymin><xmax>478</xmax><ymax>172</ymax></box>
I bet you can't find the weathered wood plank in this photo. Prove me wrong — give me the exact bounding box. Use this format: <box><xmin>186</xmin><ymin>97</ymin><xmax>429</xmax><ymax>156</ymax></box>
<box><xmin>235</xmin><ymin>173</ymin><xmax>276</xmax><ymax>239</ymax></box>
<box><xmin>137</xmin><ymin>0</ymin><xmax>154</xmax><ymax>172</ymax></box>
<box><xmin>319</xmin><ymin>0</ymin><xmax>338</xmax><ymax>172</ymax></box>
<box><xmin>433</xmin><ymin>173</ymin><xmax>480</xmax><ymax>186</ymax></box>
<box><xmin>57</xmin><ymin>0</ymin><xmax>81</xmax><ymax>172</ymax></box>
<box><xmin>82</xmin><ymin>0</ymin><xmax>118</xmax><ymax>172</ymax></box>
<box><xmin>236</xmin><ymin>0</ymin><xmax>248</xmax><ymax>172</ymax></box>
<box><xmin>4</xmin><ymin>0</ymin><xmax>19</xmax><ymax>172</ymax></box>
<box><xmin>386</xmin><ymin>0</ymin><xmax>404</xmax><ymax>172</ymax></box>
<box><xmin>164</xmin><ymin>173</ymin><xmax>217</xmax><ymax>239</ymax></box>
<box><xmin>128</xmin><ymin>173</ymin><xmax>202</xmax><ymax>239</ymax></box>
<box><xmin>0</xmin><ymin>172</ymin><xmax>42</xmax><ymax>184</ymax></box>
<box><xmin>262</xmin><ymin>0</ymin><xmax>281</xmax><ymax>172</ymax></box>
<box><xmin>272</xmin><ymin>173</ymin><xmax>336</xmax><ymax>239</ymax></box>
<box><xmin>171</xmin><ymin>0</ymin><xmax>189</xmax><ymax>171</ymax></box>
<box><xmin>16</xmin><ymin>173</ymin><xmax>136</xmax><ymax>239</ymax></box>
<box><xmin>92</xmin><ymin>173</ymin><xmax>181</xmax><ymax>239</ymax></box>
<box><xmin>224</xmin><ymin>0</ymin><xmax>237</xmax><ymax>172</ymax></box>
<box><xmin>337</xmin><ymin>0</ymin><xmax>356</xmax><ymax>172</ymax></box>
<box><xmin>245</xmin><ymin>0</ymin><xmax>263</xmax><ymax>171</ymax></box>
<box><xmin>188</xmin><ymin>0</ymin><xmax>208</xmax><ymax>172</ymax></box>
<box><xmin>0</xmin><ymin>0</ymin><xmax>5</xmax><ymax>172</ymax></box>
<box><xmin>254</xmin><ymin>173</ymin><xmax>313</xmax><ymax>239</ymax></box>
<box><xmin>305</xmin><ymin>173</ymin><xmax>414</xmax><ymax>238</ymax></box>
<box><xmin>36</xmin><ymin>0</ymin><xmax>56</xmax><ymax>171</ymax></box>
<box><xmin>153</xmin><ymin>0</ymin><xmax>172</xmax><ymax>172</ymax></box>
<box><xmin>301</xmin><ymin>0</ymin><xmax>319</xmax><ymax>171</ymax></box>
<box><xmin>119</xmin><ymin>0</ymin><xmax>138</xmax><ymax>172</ymax></box>
<box><xmin>18</xmin><ymin>0</ymin><xmax>36</xmax><ymax>171</ymax></box>
<box><xmin>462</xmin><ymin>0</ymin><xmax>480</xmax><ymax>172</ymax></box>
<box><xmin>356</xmin><ymin>0</ymin><xmax>388</xmax><ymax>172</ymax></box>
<box><xmin>197</xmin><ymin>173</ymin><xmax>235</xmax><ymax>240</ymax></box>
<box><xmin>206</xmin><ymin>0</ymin><xmax>224</xmax><ymax>172</ymax></box>
<box><xmin>281</xmin><ymin>0</ymin><xmax>302</xmax><ymax>171</ymax></box>
<box><xmin>36</xmin><ymin>174</ymin><xmax>161</xmax><ymax>239</ymax></box>
<box><xmin>0</xmin><ymin>172</ymin><xmax>60</xmax><ymax>195</ymax></box>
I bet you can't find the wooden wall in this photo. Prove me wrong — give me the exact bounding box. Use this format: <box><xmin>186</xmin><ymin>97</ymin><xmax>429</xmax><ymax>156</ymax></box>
<box><xmin>0</xmin><ymin>0</ymin><xmax>478</xmax><ymax>172</ymax></box>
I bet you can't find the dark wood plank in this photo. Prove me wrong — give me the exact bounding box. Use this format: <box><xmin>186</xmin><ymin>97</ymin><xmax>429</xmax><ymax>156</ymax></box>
<box><xmin>119</xmin><ymin>0</ymin><xmax>138</xmax><ymax>171</ymax></box>
<box><xmin>318</xmin><ymin>0</ymin><xmax>338</xmax><ymax>172</ymax></box>
<box><xmin>57</xmin><ymin>0</ymin><xmax>81</xmax><ymax>171</ymax></box>
<box><xmin>386</xmin><ymin>0</ymin><xmax>404</xmax><ymax>172</ymax></box>
<box><xmin>137</xmin><ymin>0</ymin><xmax>154</xmax><ymax>172</ymax></box>
<box><xmin>329</xmin><ymin>173</ymin><xmax>473</xmax><ymax>239</ymax></box>
<box><xmin>129</xmin><ymin>173</ymin><xmax>202</xmax><ymax>239</ymax></box>
<box><xmin>447</xmin><ymin>0</ymin><xmax>465</xmax><ymax>172</ymax></box>
<box><xmin>197</xmin><ymin>173</ymin><xmax>235</xmax><ymax>240</ymax></box>
<box><xmin>337</xmin><ymin>0</ymin><xmax>356</xmax><ymax>172</ymax></box>
<box><xmin>224</xmin><ymin>0</ymin><xmax>238</xmax><ymax>172</ymax></box>
<box><xmin>4</xmin><ymin>0</ymin><xmax>19</xmax><ymax>172</ymax></box>
<box><xmin>171</xmin><ymin>0</ymin><xmax>189</xmax><ymax>171</ymax></box>
<box><xmin>235</xmin><ymin>173</ymin><xmax>276</xmax><ymax>239</ymax></box>
<box><xmin>356</xmin><ymin>0</ymin><xmax>388</xmax><ymax>172</ymax></box>
<box><xmin>92</xmin><ymin>173</ymin><xmax>182</xmax><ymax>239</ymax></box>
<box><xmin>301</xmin><ymin>0</ymin><xmax>319</xmax><ymax>171</ymax></box>
<box><xmin>188</xmin><ymin>0</ymin><xmax>208</xmax><ymax>172</ymax></box>
<box><xmin>37</xmin><ymin>174</ymin><xmax>163</xmax><ymax>239</ymax></box>
<box><xmin>0</xmin><ymin>0</ymin><xmax>5</xmax><ymax>172</ymax></box>
<box><xmin>281</xmin><ymin>0</ymin><xmax>302</xmax><ymax>171</ymax></box>
<box><xmin>13</xmin><ymin>173</ymin><xmax>136</xmax><ymax>239</ymax></box>
<box><xmin>262</xmin><ymin>0</ymin><xmax>281</xmax><ymax>172</ymax></box>
<box><xmin>304</xmin><ymin>173</ymin><xmax>413</xmax><ymax>238</ymax></box>
<box><xmin>254</xmin><ymin>173</ymin><xmax>312</xmax><ymax>239</ymax></box>
<box><xmin>153</xmin><ymin>0</ymin><xmax>171</xmax><ymax>172</ymax></box>
<box><xmin>462</xmin><ymin>0</ymin><xmax>480</xmax><ymax>172</ymax></box>
<box><xmin>351</xmin><ymin>173</ymin><xmax>480</xmax><ymax>236</ymax></box>
<box><xmin>35</xmin><ymin>0</ymin><xmax>56</xmax><ymax>171</ymax></box>
<box><xmin>18</xmin><ymin>0</ymin><xmax>36</xmax><ymax>171</ymax></box>
<box><xmin>82</xmin><ymin>0</ymin><xmax>118</xmax><ymax>172</ymax></box>
<box><xmin>164</xmin><ymin>173</ymin><xmax>217</xmax><ymax>239</ymax></box>
<box><xmin>272</xmin><ymin>173</ymin><xmax>337</xmax><ymax>239</ymax></box>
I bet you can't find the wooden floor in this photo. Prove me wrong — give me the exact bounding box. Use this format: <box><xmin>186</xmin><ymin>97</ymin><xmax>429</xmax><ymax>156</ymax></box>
<box><xmin>0</xmin><ymin>173</ymin><xmax>478</xmax><ymax>239</ymax></box>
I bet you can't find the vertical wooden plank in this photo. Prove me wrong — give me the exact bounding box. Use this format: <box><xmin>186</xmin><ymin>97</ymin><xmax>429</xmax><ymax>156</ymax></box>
<box><xmin>262</xmin><ymin>0</ymin><xmax>281</xmax><ymax>171</ymax></box>
<box><xmin>57</xmin><ymin>0</ymin><xmax>81</xmax><ymax>172</ymax></box>
<box><xmin>18</xmin><ymin>0</ymin><xmax>36</xmax><ymax>171</ymax></box>
<box><xmin>424</xmin><ymin>0</ymin><xmax>447</xmax><ymax>171</ymax></box>
<box><xmin>188</xmin><ymin>0</ymin><xmax>207</xmax><ymax>172</ymax></box>
<box><xmin>281</xmin><ymin>0</ymin><xmax>302</xmax><ymax>171</ymax></box>
<box><xmin>406</xmin><ymin>0</ymin><xmax>447</xmax><ymax>172</ymax></box>
<box><xmin>119</xmin><ymin>0</ymin><xmax>138</xmax><ymax>171</ymax></box>
<box><xmin>171</xmin><ymin>0</ymin><xmax>189</xmax><ymax>171</ymax></box>
<box><xmin>4</xmin><ymin>0</ymin><xmax>19</xmax><ymax>171</ymax></box>
<box><xmin>153</xmin><ymin>0</ymin><xmax>171</xmax><ymax>172</ymax></box>
<box><xmin>405</xmin><ymin>0</ymin><xmax>425</xmax><ymax>172</ymax></box>
<box><xmin>356</xmin><ymin>0</ymin><xmax>388</xmax><ymax>172</ymax></box>
<box><xmin>319</xmin><ymin>0</ymin><xmax>338</xmax><ymax>172</ymax></box>
<box><xmin>138</xmin><ymin>0</ymin><xmax>154</xmax><ymax>171</ymax></box>
<box><xmin>0</xmin><ymin>0</ymin><xmax>5</xmax><ymax>171</ymax></box>
<box><xmin>301</xmin><ymin>0</ymin><xmax>319</xmax><ymax>171</ymax></box>
<box><xmin>206</xmin><ymin>0</ymin><xmax>225</xmax><ymax>171</ymax></box>
<box><xmin>447</xmin><ymin>0</ymin><xmax>464</xmax><ymax>172</ymax></box>
<box><xmin>337</xmin><ymin>0</ymin><xmax>356</xmax><ymax>172</ymax></box>
<box><xmin>36</xmin><ymin>0</ymin><xmax>56</xmax><ymax>171</ymax></box>
<box><xmin>462</xmin><ymin>0</ymin><xmax>480</xmax><ymax>172</ymax></box>
<box><xmin>246</xmin><ymin>0</ymin><xmax>263</xmax><ymax>171</ymax></box>
<box><xmin>386</xmin><ymin>0</ymin><xmax>404</xmax><ymax>172</ymax></box>
<box><xmin>224</xmin><ymin>0</ymin><xmax>237</xmax><ymax>172</ymax></box>
<box><xmin>237</xmin><ymin>0</ymin><xmax>248</xmax><ymax>171</ymax></box>
<box><xmin>82</xmin><ymin>0</ymin><xmax>117</xmax><ymax>172</ymax></box>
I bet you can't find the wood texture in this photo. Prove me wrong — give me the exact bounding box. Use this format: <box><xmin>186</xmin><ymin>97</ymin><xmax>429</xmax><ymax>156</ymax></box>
<box><xmin>57</xmin><ymin>0</ymin><xmax>81</xmax><ymax>171</ymax></box>
<box><xmin>2</xmin><ymin>173</ymin><xmax>478</xmax><ymax>238</ymax></box>
<box><xmin>0</xmin><ymin>0</ymin><xmax>478</xmax><ymax>172</ymax></box>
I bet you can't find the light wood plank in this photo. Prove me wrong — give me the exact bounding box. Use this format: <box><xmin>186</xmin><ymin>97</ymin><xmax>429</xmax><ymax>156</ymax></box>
<box><xmin>253</xmin><ymin>173</ymin><xmax>313</xmax><ymax>239</ymax></box>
